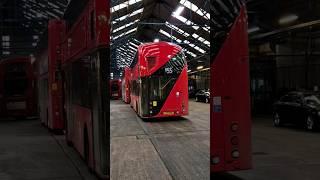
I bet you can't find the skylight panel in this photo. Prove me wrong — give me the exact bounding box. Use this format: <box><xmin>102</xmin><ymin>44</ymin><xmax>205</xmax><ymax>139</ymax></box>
<box><xmin>48</xmin><ymin>2</ymin><xmax>59</xmax><ymax>9</ymax></box>
<box><xmin>113</xmin><ymin>8</ymin><xmax>143</xmax><ymax>23</ymax></box>
<box><xmin>112</xmin><ymin>0</ymin><xmax>142</xmax><ymax>13</ymax></box>
<box><xmin>113</xmin><ymin>19</ymin><xmax>139</xmax><ymax>33</ymax></box>
<box><xmin>159</xmin><ymin>29</ymin><xmax>182</xmax><ymax>43</ymax></box>
<box><xmin>194</xmin><ymin>46</ymin><xmax>206</xmax><ymax>53</ymax></box>
<box><xmin>2</xmin><ymin>42</ymin><xmax>10</xmax><ymax>46</ymax></box>
<box><xmin>192</xmin><ymin>34</ymin><xmax>199</xmax><ymax>39</ymax></box>
<box><xmin>165</xmin><ymin>22</ymin><xmax>190</xmax><ymax>37</ymax></box>
<box><xmin>2</xmin><ymin>36</ymin><xmax>10</xmax><ymax>41</ymax></box>
<box><xmin>183</xmin><ymin>49</ymin><xmax>197</xmax><ymax>57</ymax></box>
<box><xmin>180</xmin><ymin>0</ymin><xmax>210</xmax><ymax>20</ymax></box>
<box><xmin>129</xmin><ymin>42</ymin><xmax>138</xmax><ymax>47</ymax></box>
<box><xmin>172</xmin><ymin>14</ymin><xmax>199</xmax><ymax>30</ymax></box>
<box><xmin>2</xmin><ymin>51</ymin><xmax>10</xmax><ymax>55</ymax></box>
<box><xmin>113</xmin><ymin>27</ymin><xmax>137</xmax><ymax>40</ymax></box>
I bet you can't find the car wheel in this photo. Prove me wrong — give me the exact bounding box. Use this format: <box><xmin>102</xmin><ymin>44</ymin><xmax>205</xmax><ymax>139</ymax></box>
<box><xmin>205</xmin><ymin>98</ymin><xmax>209</xmax><ymax>103</ymax></box>
<box><xmin>306</xmin><ymin>115</ymin><xmax>315</xmax><ymax>131</ymax></box>
<box><xmin>195</xmin><ymin>97</ymin><xmax>198</xmax><ymax>102</ymax></box>
<box><xmin>273</xmin><ymin>112</ymin><xmax>282</xmax><ymax>127</ymax></box>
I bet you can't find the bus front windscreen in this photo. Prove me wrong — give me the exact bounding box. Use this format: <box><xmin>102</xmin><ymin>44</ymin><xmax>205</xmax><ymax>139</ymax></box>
<box><xmin>4</xmin><ymin>63</ymin><xmax>29</xmax><ymax>96</ymax></box>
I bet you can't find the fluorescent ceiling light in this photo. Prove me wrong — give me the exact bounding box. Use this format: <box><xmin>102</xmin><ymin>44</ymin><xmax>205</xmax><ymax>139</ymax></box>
<box><xmin>279</xmin><ymin>14</ymin><xmax>298</xmax><ymax>25</ymax></box>
<box><xmin>197</xmin><ymin>66</ymin><xmax>204</xmax><ymax>70</ymax></box>
<box><xmin>2</xmin><ymin>51</ymin><xmax>10</xmax><ymax>55</ymax></box>
<box><xmin>187</xmin><ymin>70</ymin><xmax>191</xmax><ymax>73</ymax></box>
<box><xmin>173</xmin><ymin>6</ymin><xmax>184</xmax><ymax>17</ymax></box>
<box><xmin>248</xmin><ymin>26</ymin><xmax>260</xmax><ymax>34</ymax></box>
<box><xmin>154</xmin><ymin>38</ymin><xmax>160</xmax><ymax>42</ymax></box>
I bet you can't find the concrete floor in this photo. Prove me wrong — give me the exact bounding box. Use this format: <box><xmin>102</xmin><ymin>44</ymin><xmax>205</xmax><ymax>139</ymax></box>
<box><xmin>110</xmin><ymin>100</ymin><xmax>210</xmax><ymax>180</ymax></box>
<box><xmin>0</xmin><ymin>118</ymin><xmax>97</xmax><ymax>180</ymax></box>
<box><xmin>2</xmin><ymin>103</ymin><xmax>320</xmax><ymax>180</ymax></box>
<box><xmin>215</xmin><ymin>117</ymin><xmax>320</xmax><ymax>180</ymax></box>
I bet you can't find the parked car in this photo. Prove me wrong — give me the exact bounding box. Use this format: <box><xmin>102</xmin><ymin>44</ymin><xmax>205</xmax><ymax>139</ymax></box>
<box><xmin>273</xmin><ymin>91</ymin><xmax>320</xmax><ymax>131</ymax></box>
<box><xmin>195</xmin><ymin>89</ymin><xmax>210</xmax><ymax>103</ymax></box>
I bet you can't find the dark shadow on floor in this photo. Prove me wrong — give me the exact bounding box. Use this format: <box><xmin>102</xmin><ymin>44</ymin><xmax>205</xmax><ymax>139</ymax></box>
<box><xmin>142</xmin><ymin>116</ymin><xmax>188</xmax><ymax>122</ymax></box>
<box><xmin>211</xmin><ymin>173</ymin><xmax>245</xmax><ymax>180</ymax></box>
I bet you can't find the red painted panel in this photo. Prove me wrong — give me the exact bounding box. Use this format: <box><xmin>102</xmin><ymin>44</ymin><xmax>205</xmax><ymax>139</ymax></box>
<box><xmin>72</xmin><ymin>105</ymin><xmax>94</xmax><ymax>169</ymax></box>
<box><xmin>48</xmin><ymin>20</ymin><xmax>65</xmax><ymax>130</ymax></box>
<box><xmin>211</xmin><ymin>7</ymin><xmax>252</xmax><ymax>172</ymax></box>
<box><xmin>122</xmin><ymin>68</ymin><xmax>131</xmax><ymax>103</ymax></box>
<box><xmin>156</xmin><ymin>67</ymin><xmax>189</xmax><ymax>118</ymax></box>
<box><xmin>95</xmin><ymin>0</ymin><xmax>109</xmax><ymax>47</ymax></box>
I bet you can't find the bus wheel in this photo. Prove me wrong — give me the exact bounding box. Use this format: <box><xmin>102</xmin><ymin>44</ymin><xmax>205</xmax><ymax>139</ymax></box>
<box><xmin>67</xmin><ymin>140</ymin><xmax>73</xmax><ymax>147</ymax></box>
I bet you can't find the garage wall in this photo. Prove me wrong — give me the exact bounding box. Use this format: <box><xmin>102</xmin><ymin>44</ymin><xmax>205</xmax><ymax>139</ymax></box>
<box><xmin>276</xmin><ymin>39</ymin><xmax>320</xmax><ymax>91</ymax></box>
<box><xmin>188</xmin><ymin>69</ymin><xmax>210</xmax><ymax>90</ymax></box>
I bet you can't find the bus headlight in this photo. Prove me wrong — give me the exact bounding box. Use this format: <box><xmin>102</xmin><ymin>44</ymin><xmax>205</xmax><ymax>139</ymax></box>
<box><xmin>211</xmin><ymin>157</ymin><xmax>220</xmax><ymax>164</ymax></box>
<box><xmin>176</xmin><ymin>92</ymin><xmax>180</xmax><ymax>97</ymax></box>
<box><xmin>232</xmin><ymin>150</ymin><xmax>240</xmax><ymax>159</ymax></box>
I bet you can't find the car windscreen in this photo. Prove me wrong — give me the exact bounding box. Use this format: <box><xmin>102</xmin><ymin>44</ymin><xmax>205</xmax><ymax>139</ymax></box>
<box><xmin>304</xmin><ymin>95</ymin><xmax>320</xmax><ymax>106</ymax></box>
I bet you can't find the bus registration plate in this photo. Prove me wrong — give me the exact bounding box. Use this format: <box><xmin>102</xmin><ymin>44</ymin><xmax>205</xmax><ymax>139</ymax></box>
<box><xmin>163</xmin><ymin>112</ymin><xmax>174</xmax><ymax>115</ymax></box>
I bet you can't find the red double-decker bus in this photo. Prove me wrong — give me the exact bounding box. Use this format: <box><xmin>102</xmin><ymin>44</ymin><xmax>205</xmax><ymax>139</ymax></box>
<box><xmin>59</xmin><ymin>0</ymin><xmax>109</xmax><ymax>178</ymax></box>
<box><xmin>0</xmin><ymin>57</ymin><xmax>36</xmax><ymax>118</ymax></box>
<box><xmin>36</xmin><ymin>20</ymin><xmax>65</xmax><ymax>132</ymax></box>
<box><xmin>129</xmin><ymin>41</ymin><xmax>188</xmax><ymax>118</ymax></box>
<box><xmin>121</xmin><ymin>68</ymin><xmax>130</xmax><ymax>103</ymax></box>
<box><xmin>211</xmin><ymin>2</ymin><xmax>252</xmax><ymax>173</ymax></box>
<box><xmin>110</xmin><ymin>79</ymin><xmax>121</xmax><ymax>100</ymax></box>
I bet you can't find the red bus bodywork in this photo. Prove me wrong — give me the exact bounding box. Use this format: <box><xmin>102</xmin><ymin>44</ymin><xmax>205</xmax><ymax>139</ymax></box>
<box><xmin>36</xmin><ymin>20</ymin><xmax>65</xmax><ymax>132</ymax></box>
<box><xmin>121</xmin><ymin>68</ymin><xmax>130</xmax><ymax>103</ymax></box>
<box><xmin>110</xmin><ymin>79</ymin><xmax>121</xmax><ymax>100</ymax></box>
<box><xmin>211</xmin><ymin>7</ymin><xmax>252</xmax><ymax>172</ymax></box>
<box><xmin>0</xmin><ymin>57</ymin><xmax>36</xmax><ymax>118</ymax></box>
<box><xmin>59</xmin><ymin>0</ymin><xmax>109</xmax><ymax>178</ymax></box>
<box><xmin>130</xmin><ymin>42</ymin><xmax>188</xmax><ymax>118</ymax></box>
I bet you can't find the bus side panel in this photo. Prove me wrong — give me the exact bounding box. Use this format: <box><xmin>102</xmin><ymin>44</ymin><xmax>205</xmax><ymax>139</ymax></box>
<box><xmin>94</xmin><ymin>0</ymin><xmax>109</xmax><ymax>47</ymax></box>
<box><xmin>38</xmin><ymin>76</ymin><xmax>49</xmax><ymax>125</ymax></box>
<box><xmin>25</xmin><ymin>59</ymin><xmax>36</xmax><ymax>117</ymax></box>
<box><xmin>0</xmin><ymin>64</ymin><xmax>3</xmax><ymax>117</ymax></box>
<box><xmin>72</xmin><ymin>105</ymin><xmax>94</xmax><ymax>168</ymax></box>
<box><xmin>211</xmin><ymin>7</ymin><xmax>252</xmax><ymax>172</ymax></box>
<box><xmin>48</xmin><ymin>20</ymin><xmax>65</xmax><ymax>130</ymax></box>
<box><xmin>91</xmin><ymin>49</ymin><xmax>109</xmax><ymax>178</ymax></box>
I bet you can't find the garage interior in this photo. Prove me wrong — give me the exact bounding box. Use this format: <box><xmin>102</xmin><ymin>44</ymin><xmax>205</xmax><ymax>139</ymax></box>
<box><xmin>0</xmin><ymin>0</ymin><xmax>319</xmax><ymax>180</ymax></box>
<box><xmin>110</xmin><ymin>0</ymin><xmax>210</xmax><ymax>179</ymax></box>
